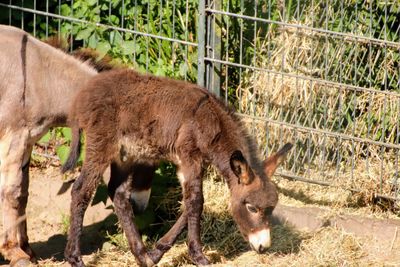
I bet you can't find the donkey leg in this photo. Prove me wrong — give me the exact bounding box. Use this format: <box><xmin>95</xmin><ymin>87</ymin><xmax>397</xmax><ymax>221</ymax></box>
<box><xmin>110</xmin><ymin>163</ymin><xmax>186</xmax><ymax>264</ymax></box>
<box><xmin>109</xmin><ymin>163</ymin><xmax>154</xmax><ymax>267</ymax></box>
<box><xmin>179</xmin><ymin>162</ymin><xmax>209</xmax><ymax>265</ymax></box>
<box><xmin>0</xmin><ymin>130</ymin><xmax>33</xmax><ymax>266</ymax></box>
<box><xmin>109</xmin><ymin>164</ymin><xmax>155</xmax><ymax>214</ymax></box>
<box><xmin>147</xmin><ymin>164</ymin><xmax>190</xmax><ymax>263</ymax></box>
<box><xmin>16</xmin><ymin>145</ymin><xmax>36</xmax><ymax>261</ymax></box>
<box><xmin>65</xmin><ymin>164</ymin><xmax>107</xmax><ymax>267</ymax></box>
<box><xmin>147</xmin><ymin>211</ymin><xmax>188</xmax><ymax>263</ymax></box>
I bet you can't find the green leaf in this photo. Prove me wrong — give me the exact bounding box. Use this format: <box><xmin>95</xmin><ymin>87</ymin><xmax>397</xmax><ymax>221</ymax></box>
<box><xmin>76</xmin><ymin>27</ymin><xmax>94</xmax><ymax>40</ymax></box>
<box><xmin>37</xmin><ymin>131</ymin><xmax>51</xmax><ymax>145</ymax></box>
<box><xmin>61</xmin><ymin>127</ymin><xmax>72</xmax><ymax>142</ymax></box>
<box><xmin>101</xmin><ymin>3</ymin><xmax>109</xmax><ymax>11</ymax></box>
<box><xmin>121</xmin><ymin>40</ymin><xmax>137</xmax><ymax>55</ymax></box>
<box><xmin>112</xmin><ymin>0</ymin><xmax>122</xmax><ymax>9</ymax></box>
<box><xmin>87</xmin><ymin>0</ymin><xmax>98</xmax><ymax>6</ymax></box>
<box><xmin>109</xmin><ymin>15</ymin><xmax>120</xmax><ymax>25</ymax></box>
<box><xmin>60</xmin><ymin>4</ymin><xmax>71</xmax><ymax>16</ymax></box>
<box><xmin>56</xmin><ymin>145</ymin><xmax>70</xmax><ymax>165</ymax></box>
<box><xmin>110</xmin><ymin>30</ymin><xmax>123</xmax><ymax>46</ymax></box>
<box><xmin>88</xmin><ymin>33</ymin><xmax>98</xmax><ymax>48</ymax></box>
<box><xmin>96</xmin><ymin>41</ymin><xmax>112</xmax><ymax>58</ymax></box>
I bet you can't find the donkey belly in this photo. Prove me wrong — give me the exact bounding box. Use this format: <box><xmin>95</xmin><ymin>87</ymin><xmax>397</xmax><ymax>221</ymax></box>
<box><xmin>118</xmin><ymin>136</ymin><xmax>163</xmax><ymax>165</ymax></box>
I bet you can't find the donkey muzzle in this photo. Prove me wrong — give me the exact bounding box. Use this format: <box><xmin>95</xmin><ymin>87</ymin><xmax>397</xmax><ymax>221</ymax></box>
<box><xmin>248</xmin><ymin>228</ymin><xmax>271</xmax><ymax>253</ymax></box>
<box><xmin>130</xmin><ymin>188</ymin><xmax>151</xmax><ymax>213</ymax></box>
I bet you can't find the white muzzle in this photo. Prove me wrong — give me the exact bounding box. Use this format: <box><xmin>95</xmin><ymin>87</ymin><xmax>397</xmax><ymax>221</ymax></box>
<box><xmin>248</xmin><ymin>228</ymin><xmax>271</xmax><ymax>253</ymax></box>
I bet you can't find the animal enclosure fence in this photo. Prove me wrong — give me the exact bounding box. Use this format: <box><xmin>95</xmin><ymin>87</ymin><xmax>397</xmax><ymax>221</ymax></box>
<box><xmin>1</xmin><ymin>0</ymin><xmax>399</xmax><ymax>204</ymax></box>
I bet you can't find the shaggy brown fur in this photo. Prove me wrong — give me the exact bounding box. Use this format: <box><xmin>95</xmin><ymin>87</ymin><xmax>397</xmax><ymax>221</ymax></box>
<box><xmin>64</xmin><ymin>68</ymin><xmax>292</xmax><ymax>267</ymax></box>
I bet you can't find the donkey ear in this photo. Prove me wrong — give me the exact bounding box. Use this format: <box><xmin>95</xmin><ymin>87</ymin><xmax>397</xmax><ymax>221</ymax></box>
<box><xmin>230</xmin><ymin>150</ymin><xmax>253</xmax><ymax>185</ymax></box>
<box><xmin>263</xmin><ymin>143</ymin><xmax>293</xmax><ymax>178</ymax></box>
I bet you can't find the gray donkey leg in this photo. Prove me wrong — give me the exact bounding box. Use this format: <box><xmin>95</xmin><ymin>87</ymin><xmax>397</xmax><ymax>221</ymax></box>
<box><xmin>0</xmin><ymin>129</ymin><xmax>34</xmax><ymax>266</ymax></box>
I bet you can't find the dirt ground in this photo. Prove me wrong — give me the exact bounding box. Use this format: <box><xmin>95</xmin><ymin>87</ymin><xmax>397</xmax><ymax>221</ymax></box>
<box><xmin>1</xmin><ymin>166</ymin><xmax>400</xmax><ymax>266</ymax></box>
<box><xmin>0</xmin><ymin>167</ymin><xmax>114</xmax><ymax>266</ymax></box>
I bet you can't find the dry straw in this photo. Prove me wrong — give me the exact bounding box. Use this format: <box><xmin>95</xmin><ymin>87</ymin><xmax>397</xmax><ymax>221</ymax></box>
<box><xmin>237</xmin><ymin>13</ymin><xmax>400</xmax><ymax>207</ymax></box>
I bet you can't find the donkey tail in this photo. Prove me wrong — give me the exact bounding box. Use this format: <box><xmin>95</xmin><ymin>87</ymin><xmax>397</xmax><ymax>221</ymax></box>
<box><xmin>61</xmin><ymin>126</ymin><xmax>82</xmax><ymax>173</ymax></box>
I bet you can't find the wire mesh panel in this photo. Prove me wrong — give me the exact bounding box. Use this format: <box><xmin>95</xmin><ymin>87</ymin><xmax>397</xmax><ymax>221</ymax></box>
<box><xmin>204</xmin><ymin>0</ymin><xmax>400</xmax><ymax>202</ymax></box>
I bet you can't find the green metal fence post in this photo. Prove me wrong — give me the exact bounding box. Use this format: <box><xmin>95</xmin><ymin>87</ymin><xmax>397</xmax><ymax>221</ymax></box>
<box><xmin>210</xmin><ymin>0</ymin><xmax>221</xmax><ymax>97</ymax></box>
<box><xmin>197</xmin><ymin>0</ymin><xmax>205</xmax><ymax>87</ymax></box>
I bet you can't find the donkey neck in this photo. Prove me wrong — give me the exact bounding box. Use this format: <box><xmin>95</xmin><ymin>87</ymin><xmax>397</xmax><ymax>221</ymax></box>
<box><xmin>27</xmin><ymin>36</ymin><xmax>98</xmax><ymax>125</ymax></box>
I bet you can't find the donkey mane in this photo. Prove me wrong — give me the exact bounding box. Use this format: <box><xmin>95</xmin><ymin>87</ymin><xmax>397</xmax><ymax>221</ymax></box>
<box><xmin>44</xmin><ymin>35</ymin><xmax>120</xmax><ymax>72</ymax></box>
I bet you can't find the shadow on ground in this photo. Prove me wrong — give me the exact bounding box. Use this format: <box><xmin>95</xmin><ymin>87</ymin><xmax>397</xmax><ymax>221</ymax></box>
<box><xmin>0</xmin><ymin>214</ymin><xmax>118</xmax><ymax>265</ymax></box>
<box><xmin>38</xmin><ymin>213</ymin><xmax>118</xmax><ymax>261</ymax></box>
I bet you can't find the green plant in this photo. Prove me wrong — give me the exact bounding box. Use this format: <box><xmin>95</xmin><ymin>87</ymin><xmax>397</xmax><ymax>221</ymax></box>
<box><xmin>54</xmin><ymin>0</ymin><xmax>198</xmax><ymax>80</ymax></box>
<box><xmin>37</xmin><ymin>127</ymin><xmax>85</xmax><ymax>167</ymax></box>
<box><xmin>60</xmin><ymin>212</ymin><xmax>71</xmax><ymax>234</ymax></box>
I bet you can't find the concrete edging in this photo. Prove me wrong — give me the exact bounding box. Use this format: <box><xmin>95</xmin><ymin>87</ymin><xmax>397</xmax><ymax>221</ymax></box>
<box><xmin>273</xmin><ymin>204</ymin><xmax>400</xmax><ymax>249</ymax></box>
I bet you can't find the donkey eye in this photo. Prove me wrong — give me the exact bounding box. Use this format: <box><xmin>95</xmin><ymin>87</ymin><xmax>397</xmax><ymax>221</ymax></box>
<box><xmin>246</xmin><ymin>203</ymin><xmax>258</xmax><ymax>213</ymax></box>
<box><xmin>264</xmin><ymin>206</ymin><xmax>274</xmax><ymax>216</ymax></box>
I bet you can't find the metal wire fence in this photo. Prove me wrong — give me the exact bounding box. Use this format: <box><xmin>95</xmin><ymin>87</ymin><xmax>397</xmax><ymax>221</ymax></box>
<box><xmin>1</xmin><ymin>0</ymin><xmax>399</xmax><ymax>203</ymax></box>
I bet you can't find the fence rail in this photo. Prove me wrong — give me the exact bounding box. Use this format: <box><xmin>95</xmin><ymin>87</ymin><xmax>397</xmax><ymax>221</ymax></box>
<box><xmin>1</xmin><ymin>0</ymin><xmax>399</xmax><ymax>203</ymax></box>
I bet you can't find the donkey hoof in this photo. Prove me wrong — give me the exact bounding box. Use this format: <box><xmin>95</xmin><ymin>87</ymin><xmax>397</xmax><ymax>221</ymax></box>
<box><xmin>70</xmin><ymin>261</ymin><xmax>85</xmax><ymax>267</ymax></box>
<box><xmin>10</xmin><ymin>258</ymin><xmax>31</xmax><ymax>267</ymax></box>
<box><xmin>147</xmin><ymin>249</ymin><xmax>163</xmax><ymax>264</ymax></box>
<box><xmin>143</xmin><ymin>254</ymin><xmax>155</xmax><ymax>267</ymax></box>
<box><xmin>22</xmin><ymin>245</ymin><xmax>37</xmax><ymax>263</ymax></box>
<box><xmin>66</xmin><ymin>256</ymin><xmax>85</xmax><ymax>267</ymax></box>
<box><xmin>196</xmin><ymin>257</ymin><xmax>210</xmax><ymax>266</ymax></box>
<box><xmin>190</xmin><ymin>253</ymin><xmax>210</xmax><ymax>266</ymax></box>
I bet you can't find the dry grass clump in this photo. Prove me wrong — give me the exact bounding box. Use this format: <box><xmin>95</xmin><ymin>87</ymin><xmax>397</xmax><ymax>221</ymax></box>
<box><xmin>241</xmin><ymin>115</ymin><xmax>399</xmax><ymax>211</ymax></box>
<box><xmin>274</xmin><ymin>174</ymin><xmax>400</xmax><ymax>221</ymax></box>
<box><xmin>262</xmin><ymin>227</ymin><xmax>366</xmax><ymax>267</ymax></box>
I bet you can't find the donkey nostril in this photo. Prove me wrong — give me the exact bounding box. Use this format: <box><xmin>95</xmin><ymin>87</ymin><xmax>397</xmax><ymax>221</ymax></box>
<box><xmin>258</xmin><ymin>245</ymin><xmax>267</xmax><ymax>253</ymax></box>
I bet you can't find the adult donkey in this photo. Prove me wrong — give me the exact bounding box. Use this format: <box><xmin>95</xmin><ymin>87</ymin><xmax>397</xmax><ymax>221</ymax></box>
<box><xmin>0</xmin><ymin>25</ymin><xmax>103</xmax><ymax>266</ymax></box>
<box><xmin>63</xmin><ymin>68</ymin><xmax>293</xmax><ymax>266</ymax></box>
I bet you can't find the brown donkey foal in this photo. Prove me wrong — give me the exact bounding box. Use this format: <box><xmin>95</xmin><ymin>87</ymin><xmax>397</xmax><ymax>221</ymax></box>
<box><xmin>63</xmin><ymin>68</ymin><xmax>292</xmax><ymax>266</ymax></box>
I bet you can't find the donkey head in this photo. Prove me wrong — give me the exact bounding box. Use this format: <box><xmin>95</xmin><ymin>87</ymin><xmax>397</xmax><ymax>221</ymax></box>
<box><xmin>229</xmin><ymin>143</ymin><xmax>292</xmax><ymax>253</ymax></box>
